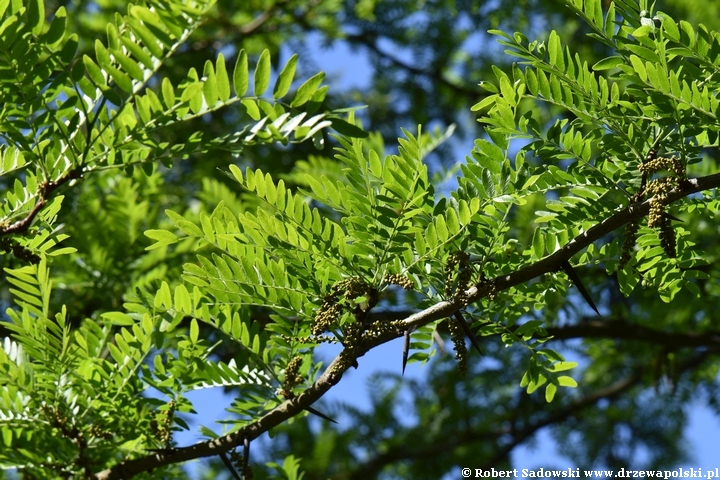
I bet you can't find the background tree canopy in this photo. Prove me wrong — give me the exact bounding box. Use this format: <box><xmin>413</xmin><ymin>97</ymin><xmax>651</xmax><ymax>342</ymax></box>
<box><xmin>2</xmin><ymin>0</ymin><xmax>720</xmax><ymax>478</ymax></box>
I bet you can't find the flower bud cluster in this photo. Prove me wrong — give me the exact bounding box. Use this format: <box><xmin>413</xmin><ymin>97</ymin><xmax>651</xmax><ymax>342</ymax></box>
<box><xmin>639</xmin><ymin>154</ymin><xmax>685</xmax><ymax>178</ymax></box>
<box><xmin>646</xmin><ymin>176</ymin><xmax>675</xmax><ymax>228</ymax></box>
<box><xmin>312</xmin><ymin>276</ymin><xmax>372</xmax><ymax>336</ymax></box>
<box><xmin>383</xmin><ymin>273</ymin><xmax>415</xmax><ymax>290</ymax></box>
<box><xmin>658</xmin><ymin>214</ymin><xmax>677</xmax><ymax>258</ymax></box>
<box><xmin>283</xmin><ymin>355</ymin><xmax>304</xmax><ymax>391</ymax></box>
<box><xmin>618</xmin><ymin>220</ymin><xmax>640</xmax><ymax>269</ymax></box>
<box><xmin>89</xmin><ymin>423</ymin><xmax>113</xmax><ymax>440</ymax></box>
<box><xmin>447</xmin><ymin>317</ymin><xmax>468</xmax><ymax>377</ymax></box>
<box><xmin>629</xmin><ymin>151</ymin><xmax>686</xmax><ymax>264</ymax></box>
<box><xmin>445</xmin><ymin>251</ymin><xmax>472</xmax><ymax>305</ymax></box>
<box><xmin>150</xmin><ymin>399</ymin><xmax>176</xmax><ymax>446</ymax></box>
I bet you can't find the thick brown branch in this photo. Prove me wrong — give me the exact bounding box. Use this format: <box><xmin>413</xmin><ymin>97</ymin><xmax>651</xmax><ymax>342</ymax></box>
<box><xmin>93</xmin><ymin>172</ymin><xmax>720</xmax><ymax>478</ymax></box>
<box><xmin>547</xmin><ymin>320</ymin><xmax>720</xmax><ymax>348</ymax></box>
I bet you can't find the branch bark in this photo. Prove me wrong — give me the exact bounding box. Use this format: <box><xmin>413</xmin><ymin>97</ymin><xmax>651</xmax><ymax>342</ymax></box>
<box><xmin>93</xmin><ymin>172</ymin><xmax>720</xmax><ymax>479</ymax></box>
<box><xmin>547</xmin><ymin>320</ymin><xmax>720</xmax><ymax>348</ymax></box>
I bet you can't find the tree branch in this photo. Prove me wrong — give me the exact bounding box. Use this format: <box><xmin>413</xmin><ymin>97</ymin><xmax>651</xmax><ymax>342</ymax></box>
<box><xmin>94</xmin><ymin>172</ymin><xmax>720</xmax><ymax>478</ymax></box>
<box><xmin>239</xmin><ymin>0</ymin><xmax>291</xmax><ymax>36</ymax></box>
<box><xmin>547</xmin><ymin>320</ymin><xmax>720</xmax><ymax>349</ymax></box>
<box><xmin>343</xmin><ymin>32</ymin><xmax>482</xmax><ymax>100</ymax></box>
<box><xmin>0</xmin><ymin>168</ymin><xmax>82</xmax><ymax>237</ymax></box>
<box><xmin>350</xmin><ymin>348</ymin><xmax>718</xmax><ymax>478</ymax></box>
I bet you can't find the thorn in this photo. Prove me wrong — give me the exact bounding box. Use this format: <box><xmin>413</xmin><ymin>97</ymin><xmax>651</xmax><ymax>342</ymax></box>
<box><xmin>402</xmin><ymin>329</ymin><xmax>410</xmax><ymax>375</ymax></box>
<box><xmin>560</xmin><ymin>261</ymin><xmax>599</xmax><ymax>315</ymax></box>
<box><xmin>453</xmin><ymin>311</ymin><xmax>483</xmax><ymax>356</ymax></box>
<box><xmin>219</xmin><ymin>451</ymin><xmax>242</xmax><ymax>480</ymax></box>
<box><xmin>305</xmin><ymin>405</ymin><xmax>338</xmax><ymax>424</ymax></box>
<box><xmin>662</xmin><ymin>212</ymin><xmax>682</xmax><ymax>223</ymax></box>
<box><xmin>243</xmin><ymin>437</ymin><xmax>250</xmax><ymax>477</ymax></box>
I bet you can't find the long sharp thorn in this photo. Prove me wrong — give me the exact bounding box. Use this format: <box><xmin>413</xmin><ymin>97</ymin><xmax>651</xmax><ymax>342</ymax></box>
<box><xmin>219</xmin><ymin>452</ymin><xmax>242</xmax><ymax>480</ymax></box>
<box><xmin>663</xmin><ymin>212</ymin><xmax>683</xmax><ymax>223</ymax></box>
<box><xmin>305</xmin><ymin>406</ymin><xmax>338</xmax><ymax>424</ymax></box>
<box><xmin>561</xmin><ymin>261</ymin><xmax>599</xmax><ymax>315</ymax></box>
<box><xmin>243</xmin><ymin>437</ymin><xmax>250</xmax><ymax>477</ymax></box>
<box><xmin>453</xmin><ymin>311</ymin><xmax>483</xmax><ymax>356</ymax></box>
<box><xmin>402</xmin><ymin>329</ymin><xmax>410</xmax><ymax>375</ymax></box>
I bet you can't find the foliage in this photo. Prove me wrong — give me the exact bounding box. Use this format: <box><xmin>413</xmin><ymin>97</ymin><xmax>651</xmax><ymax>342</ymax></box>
<box><xmin>1</xmin><ymin>0</ymin><xmax>720</xmax><ymax>479</ymax></box>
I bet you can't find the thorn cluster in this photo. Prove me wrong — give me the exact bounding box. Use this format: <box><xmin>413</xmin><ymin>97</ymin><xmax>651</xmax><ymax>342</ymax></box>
<box><xmin>383</xmin><ymin>273</ymin><xmax>415</xmax><ymax>290</ymax></box>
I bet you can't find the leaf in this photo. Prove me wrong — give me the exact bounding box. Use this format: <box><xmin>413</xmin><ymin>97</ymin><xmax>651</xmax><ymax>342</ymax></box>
<box><xmin>203</xmin><ymin>60</ymin><xmax>218</xmax><ymax>107</ymax></box>
<box><xmin>473</xmin><ymin>139</ymin><xmax>503</xmax><ymax>174</ymax></box>
<box><xmin>557</xmin><ymin>375</ymin><xmax>578</xmax><ymax>387</ymax></box>
<box><xmin>545</xmin><ymin>383</ymin><xmax>557</xmax><ymax>402</ymax></box>
<box><xmin>43</xmin><ymin>6</ymin><xmax>67</xmax><ymax>48</ymax></box>
<box><xmin>145</xmin><ymin>229</ymin><xmax>178</xmax><ymax>249</ymax></box>
<box><xmin>234</xmin><ymin>49</ymin><xmax>249</xmax><ymax>96</ymax></box>
<box><xmin>106</xmin><ymin>64</ymin><xmax>133</xmax><ymax>93</ymax></box>
<box><xmin>127</xmin><ymin>18</ymin><xmax>163</xmax><ymax>58</ymax></box>
<box><xmin>83</xmin><ymin>55</ymin><xmax>106</xmax><ymax>86</ymax></box>
<box><xmin>435</xmin><ymin>215</ymin><xmax>448</xmax><ymax>242</ymax></box>
<box><xmin>548</xmin><ymin>30</ymin><xmax>564</xmax><ymax>71</ymax></box>
<box><xmin>604</xmin><ymin>2</ymin><xmax>616</xmax><ymax>38</ymax></box>
<box><xmin>632</xmin><ymin>25</ymin><xmax>653</xmax><ymax>37</ymax></box>
<box><xmin>161</xmin><ymin>77</ymin><xmax>175</xmax><ymax>108</ymax></box>
<box><xmin>102</xmin><ymin>312</ymin><xmax>135</xmax><ymax>326</ymax></box>
<box><xmin>549</xmin><ymin>361</ymin><xmax>578</xmax><ymax>372</ymax></box>
<box><xmin>190</xmin><ymin>318</ymin><xmax>199</xmax><ymax>343</ymax></box>
<box><xmin>329</xmin><ymin>117</ymin><xmax>368</xmax><ymax>137</ymax></box>
<box><xmin>254</xmin><ymin>49</ymin><xmax>271</xmax><ymax>96</ymax></box>
<box><xmin>291</xmin><ymin>72</ymin><xmax>325</xmax><ymax>107</ymax></box>
<box><xmin>27</xmin><ymin>0</ymin><xmax>44</xmax><ymax>35</ymax></box>
<box><xmin>592</xmin><ymin>56</ymin><xmax>624</xmax><ymax>70</ymax></box>
<box><xmin>661</xmin><ymin>14</ymin><xmax>680</xmax><ymax>42</ymax></box>
<box><xmin>120</xmin><ymin>35</ymin><xmax>154</xmax><ymax>69</ymax></box>
<box><xmin>274</xmin><ymin>53</ymin><xmax>297</xmax><ymax>99</ymax></box>
<box><xmin>215</xmin><ymin>53</ymin><xmax>231</xmax><ymax>102</ymax></box>
<box><xmin>532</xmin><ymin>228</ymin><xmax>545</xmax><ymax>259</ymax></box>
